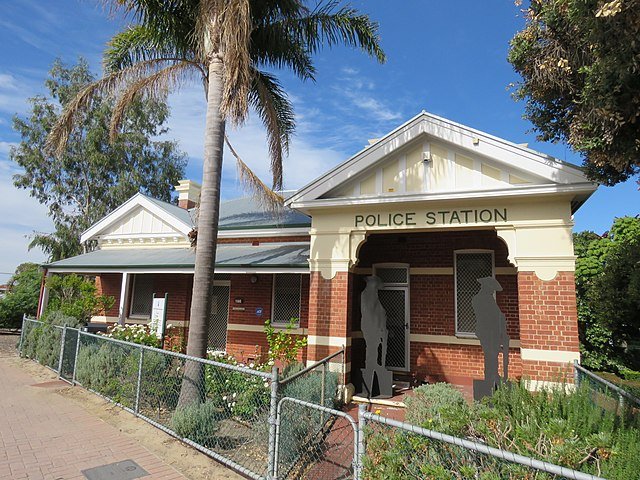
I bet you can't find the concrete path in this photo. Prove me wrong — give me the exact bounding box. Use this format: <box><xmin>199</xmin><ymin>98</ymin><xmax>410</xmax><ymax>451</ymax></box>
<box><xmin>0</xmin><ymin>334</ymin><xmax>243</xmax><ymax>480</ymax></box>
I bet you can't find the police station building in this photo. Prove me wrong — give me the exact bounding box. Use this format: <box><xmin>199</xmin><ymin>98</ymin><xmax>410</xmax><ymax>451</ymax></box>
<box><xmin>40</xmin><ymin>111</ymin><xmax>597</xmax><ymax>394</ymax></box>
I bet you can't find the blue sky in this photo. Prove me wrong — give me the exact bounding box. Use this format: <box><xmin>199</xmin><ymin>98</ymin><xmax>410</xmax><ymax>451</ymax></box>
<box><xmin>0</xmin><ymin>0</ymin><xmax>637</xmax><ymax>283</ymax></box>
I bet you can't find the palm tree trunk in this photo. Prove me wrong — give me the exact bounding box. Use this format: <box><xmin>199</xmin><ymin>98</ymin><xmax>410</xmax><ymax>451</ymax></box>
<box><xmin>178</xmin><ymin>56</ymin><xmax>225</xmax><ymax>406</ymax></box>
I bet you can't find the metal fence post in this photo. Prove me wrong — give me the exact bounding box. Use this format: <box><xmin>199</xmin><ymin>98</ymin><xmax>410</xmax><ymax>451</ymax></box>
<box><xmin>267</xmin><ymin>366</ymin><xmax>279</xmax><ymax>480</ymax></box>
<box><xmin>356</xmin><ymin>404</ymin><xmax>366</xmax><ymax>480</ymax></box>
<box><xmin>134</xmin><ymin>346</ymin><xmax>144</xmax><ymax>414</ymax></box>
<box><xmin>57</xmin><ymin>326</ymin><xmax>67</xmax><ymax>377</ymax></box>
<box><xmin>573</xmin><ymin>359</ymin><xmax>580</xmax><ymax>387</ymax></box>
<box><xmin>19</xmin><ymin>315</ymin><xmax>26</xmax><ymax>356</ymax></box>
<box><xmin>72</xmin><ymin>331</ymin><xmax>82</xmax><ymax>385</ymax></box>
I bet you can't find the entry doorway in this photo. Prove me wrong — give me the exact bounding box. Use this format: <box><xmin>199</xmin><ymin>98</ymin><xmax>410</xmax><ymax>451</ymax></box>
<box><xmin>207</xmin><ymin>280</ymin><xmax>231</xmax><ymax>351</ymax></box>
<box><xmin>373</xmin><ymin>264</ymin><xmax>410</xmax><ymax>371</ymax></box>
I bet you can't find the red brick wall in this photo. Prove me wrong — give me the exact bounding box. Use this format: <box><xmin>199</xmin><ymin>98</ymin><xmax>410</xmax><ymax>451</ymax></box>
<box><xmin>95</xmin><ymin>273</ymin><xmax>121</xmax><ymax>317</ymax></box>
<box><xmin>357</xmin><ymin>230</ymin><xmax>512</xmax><ymax>268</ymax></box>
<box><xmin>351</xmin><ymin>230</ymin><xmax>520</xmax><ymax>383</ymax></box>
<box><xmin>226</xmin><ymin>273</ymin><xmax>309</xmax><ymax>364</ymax></box>
<box><xmin>518</xmin><ymin>271</ymin><xmax>579</xmax><ymax>382</ymax></box>
<box><xmin>307</xmin><ymin>272</ymin><xmax>352</xmax><ymax>368</ymax></box>
<box><xmin>411</xmin><ymin>343</ymin><xmax>523</xmax><ymax>383</ymax></box>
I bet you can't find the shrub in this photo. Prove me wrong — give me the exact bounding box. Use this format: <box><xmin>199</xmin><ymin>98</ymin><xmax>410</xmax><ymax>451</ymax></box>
<box><xmin>138</xmin><ymin>350</ymin><xmax>182</xmax><ymax>416</ymax></box>
<box><xmin>75</xmin><ymin>342</ymin><xmax>139</xmax><ymax>406</ymax></box>
<box><xmin>104</xmin><ymin>323</ymin><xmax>161</xmax><ymax>348</ymax></box>
<box><xmin>264</xmin><ymin>319</ymin><xmax>307</xmax><ymax>366</ymax></box>
<box><xmin>21</xmin><ymin>321</ymin><xmax>63</xmax><ymax>369</ymax></box>
<box><xmin>363</xmin><ymin>382</ymin><xmax>640</xmax><ymax>480</ymax></box>
<box><xmin>204</xmin><ymin>352</ymin><xmax>270</xmax><ymax>421</ymax></box>
<box><xmin>620</xmin><ymin>369</ymin><xmax>640</xmax><ymax>381</ymax></box>
<box><xmin>280</xmin><ymin>362</ymin><xmax>339</xmax><ymax>408</ymax></box>
<box><xmin>172</xmin><ymin>401</ymin><xmax>220</xmax><ymax>447</ymax></box>
<box><xmin>41</xmin><ymin>309</ymin><xmax>82</xmax><ymax>328</ymax></box>
<box><xmin>45</xmin><ymin>274</ymin><xmax>114</xmax><ymax>324</ymax></box>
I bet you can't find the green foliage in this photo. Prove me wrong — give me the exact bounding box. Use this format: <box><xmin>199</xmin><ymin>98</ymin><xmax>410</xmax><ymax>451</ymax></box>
<box><xmin>21</xmin><ymin>322</ymin><xmax>62</xmax><ymax>369</ymax></box>
<box><xmin>204</xmin><ymin>352</ymin><xmax>270</xmax><ymax>421</ymax></box>
<box><xmin>508</xmin><ymin>0</ymin><xmax>640</xmax><ymax>185</ymax></box>
<box><xmin>363</xmin><ymin>382</ymin><xmax>640</xmax><ymax>480</ymax></box>
<box><xmin>104</xmin><ymin>323</ymin><xmax>161</xmax><ymax>348</ymax></box>
<box><xmin>280</xmin><ymin>362</ymin><xmax>339</xmax><ymax>408</ymax></box>
<box><xmin>10</xmin><ymin>58</ymin><xmax>186</xmax><ymax>261</ymax></box>
<box><xmin>40</xmin><ymin>309</ymin><xmax>83</xmax><ymax>328</ymax></box>
<box><xmin>264</xmin><ymin>318</ymin><xmax>307</xmax><ymax>366</ymax></box>
<box><xmin>45</xmin><ymin>274</ymin><xmax>114</xmax><ymax>325</ymax></box>
<box><xmin>0</xmin><ymin>263</ymin><xmax>42</xmax><ymax>328</ymax></box>
<box><xmin>75</xmin><ymin>342</ymin><xmax>139</xmax><ymax>405</ymax></box>
<box><xmin>172</xmin><ymin>401</ymin><xmax>220</xmax><ymax>447</ymax></box>
<box><xmin>574</xmin><ymin>217</ymin><xmax>640</xmax><ymax>371</ymax></box>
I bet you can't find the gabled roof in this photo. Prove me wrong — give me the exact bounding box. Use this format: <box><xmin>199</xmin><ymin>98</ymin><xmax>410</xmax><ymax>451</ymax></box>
<box><xmin>80</xmin><ymin>193</ymin><xmax>194</xmax><ymax>244</ymax></box>
<box><xmin>286</xmin><ymin>111</ymin><xmax>596</xmax><ymax>210</ymax></box>
<box><xmin>218</xmin><ymin>193</ymin><xmax>310</xmax><ymax>230</ymax></box>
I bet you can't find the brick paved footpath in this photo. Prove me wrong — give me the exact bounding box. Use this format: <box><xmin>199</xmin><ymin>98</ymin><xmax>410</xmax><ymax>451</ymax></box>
<box><xmin>0</xmin><ymin>334</ymin><xmax>240</xmax><ymax>480</ymax></box>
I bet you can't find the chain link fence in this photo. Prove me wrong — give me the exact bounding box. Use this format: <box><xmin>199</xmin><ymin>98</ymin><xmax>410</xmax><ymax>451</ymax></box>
<box><xmin>17</xmin><ymin>317</ymin><xmax>608</xmax><ymax>480</ymax></box>
<box><xmin>574</xmin><ymin>361</ymin><xmax>640</xmax><ymax>414</ymax></box>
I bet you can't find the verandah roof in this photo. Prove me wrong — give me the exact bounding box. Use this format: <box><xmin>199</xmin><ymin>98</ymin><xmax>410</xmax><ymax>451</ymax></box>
<box><xmin>44</xmin><ymin>243</ymin><xmax>309</xmax><ymax>271</ymax></box>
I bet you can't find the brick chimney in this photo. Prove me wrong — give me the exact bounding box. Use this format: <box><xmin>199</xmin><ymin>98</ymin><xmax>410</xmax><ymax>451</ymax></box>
<box><xmin>175</xmin><ymin>179</ymin><xmax>201</xmax><ymax>209</ymax></box>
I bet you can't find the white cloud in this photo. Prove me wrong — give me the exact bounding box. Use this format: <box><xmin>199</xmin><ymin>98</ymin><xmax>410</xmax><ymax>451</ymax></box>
<box><xmin>0</xmin><ymin>142</ymin><xmax>17</xmax><ymax>156</ymax></box>
<box><xmin>0</xmin><ymin>160</ymin><xmax>52</xmax><ymax>276</ymax></box>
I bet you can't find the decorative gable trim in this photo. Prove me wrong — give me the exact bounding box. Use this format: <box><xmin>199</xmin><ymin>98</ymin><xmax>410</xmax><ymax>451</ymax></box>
<box><xmin>80</xmin><ymin>193</ymin><xmax>193</xmax><ymax>244</ymax></box>
<box><xmin>286</xmin><ymin>111</ymin><xmax>593</xmax><ymax>207</ymax></box>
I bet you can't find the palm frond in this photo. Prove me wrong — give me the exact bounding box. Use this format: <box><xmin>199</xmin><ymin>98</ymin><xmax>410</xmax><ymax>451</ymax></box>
<box><xmin>276</xmin><ymin>1</ymin><xmax>386</xmax><ymax>63</ymax></box>
<box><xmin>224</xmin><ymin>134</ymin><xmax>284</xmax><ymax>212</ymax></box>
<box><xmin>198</xmin><ymin>0</ymin><xmax>253</xmax><ymax>124</ymax></box>
<box><xmin>250</xmin><ymin>26</ymin><xmax>316</xmax><ymax>81</ymax></box>
<box><xmin>105</xmin><ymin>23</ymin><xmax>200</xmax><ymax>73</ymax></box>
<box><xmin>249</xmin><ymin>69</ymin><xmax>295</xmax><ymax>191</ymax></box>
<box><xmin>46</xmin><ymin>58</ymin><xmax>186</xmax><ymax>157</ymax></box>
<box><xmin>110</xmin><ymin>61</ymin><xmax>198</xmax><ymax>141</ymax></box>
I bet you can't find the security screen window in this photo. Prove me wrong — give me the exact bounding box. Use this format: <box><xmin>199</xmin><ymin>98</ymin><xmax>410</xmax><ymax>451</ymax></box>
<box><xmin>129</xmin><ymin>274</ymin><xmax>154</xmax><ymax>318</ymax></box>
<box><xmin>455</xmin><ymin>252</ymin><xmax>494</xmax><ymax>336</ymax></box>
<box><xmin>272</xmin><ymin>274</ymin><xmax>302</xmax><ymax>326</ymax></box>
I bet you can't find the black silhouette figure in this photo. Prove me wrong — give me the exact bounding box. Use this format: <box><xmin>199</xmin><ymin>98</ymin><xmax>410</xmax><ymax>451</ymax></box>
<box><xmin>472</xmin><ymin>276</ymin><xmax>510</xmax><ymax>400</ymax></box>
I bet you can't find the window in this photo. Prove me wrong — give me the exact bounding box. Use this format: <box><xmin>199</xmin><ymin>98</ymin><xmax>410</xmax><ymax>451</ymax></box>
<box><xmin>455</xmin><ymin>251</ymin><xmax>494</xmax><ymax>336</ymax></box>
<box><xmin>129</xmin><ymin>274</ymin><xmax>154</xmax><ymax>318</ymax></box>
<box><xmin>272</xmin><ymin>274</ymin><xmax>301</xmax><ymax>325</ymax></box>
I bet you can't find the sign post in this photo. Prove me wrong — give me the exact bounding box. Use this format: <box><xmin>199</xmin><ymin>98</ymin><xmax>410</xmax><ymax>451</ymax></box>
<box><xmin>151</xmin><ymin>293</ymin><xmax>168</xmax><ymax>347</ymax></box>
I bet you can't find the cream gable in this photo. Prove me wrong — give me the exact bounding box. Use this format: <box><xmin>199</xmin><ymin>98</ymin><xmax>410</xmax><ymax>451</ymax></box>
<box><xmin>322</xmin><ymin>138</ymin><xmax>545</xmax><ymax>199</ymax></box>
<box><xmin>288</xmin><ymin>111</ymin><xmax>595</xmax><ymax>210</ymax></box>
<box><xmin>80</xmin><ymin>193</ymin><xmax>193</xmax><ymax>249</ymax></box>
<box><xmin>99</xmin><ymin>205</ymin><xmax>189</xmax><ymax>249</ymax></box>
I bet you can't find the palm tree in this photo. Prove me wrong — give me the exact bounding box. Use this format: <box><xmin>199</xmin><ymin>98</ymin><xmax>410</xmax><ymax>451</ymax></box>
<box><xmin>47</xmin><ymin>0</ymin><xmax>385</xmax><ymax>403</ymax></box>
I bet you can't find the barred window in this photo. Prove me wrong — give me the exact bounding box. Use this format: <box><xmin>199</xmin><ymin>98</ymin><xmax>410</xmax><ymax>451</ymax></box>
<box><xmin>129</xmin><ymin>274</ymin><xmax>154</xmax><ymax>318</ymax></box>
<box><xmin>455</xmin><ymin>252</ymin><xmax>494</xmax><ymax>336</ymax></box>
<box><xmin>272</xmin><ymin>274</ymin><xmax>301</xmax><ymax>325</ymax></box>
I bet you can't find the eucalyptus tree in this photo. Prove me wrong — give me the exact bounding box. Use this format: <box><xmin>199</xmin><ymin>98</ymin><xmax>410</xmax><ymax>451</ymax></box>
<box><xmin>47</xmin><ymin>0</ymin><xmax>385</xmax><ymax>403</ymax></box>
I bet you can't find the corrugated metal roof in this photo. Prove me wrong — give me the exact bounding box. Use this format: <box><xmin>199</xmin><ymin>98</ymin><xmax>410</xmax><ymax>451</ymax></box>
<box><xmin>217</xmin><ymin>194</ymin><xmax>310</xmax><ymax>229</ymax></box>
<box><xmin>45</xmin><ymin>244</ymin><xmax>309</xmax><ymax>270</ymax></box>
<box><xmin>141</xmin><ymin>193</ymin><xmax>310</xmax><ymax>230</ymax></box>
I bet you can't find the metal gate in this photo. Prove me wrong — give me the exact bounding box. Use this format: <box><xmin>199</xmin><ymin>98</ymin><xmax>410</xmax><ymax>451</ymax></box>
<box><xmin>373</xmin><ymin>264</ymin><xmax>410</xmax><ymax>371</ymax></box>
<box><xmin>275</xmin><ymin>397</ymin><xmax>359</xmax><ymax>480</ymax></box>
<box><xmin>207</xmin><ymin>282</ymin><xmax>231</xmax><ymax>351</ymax></box>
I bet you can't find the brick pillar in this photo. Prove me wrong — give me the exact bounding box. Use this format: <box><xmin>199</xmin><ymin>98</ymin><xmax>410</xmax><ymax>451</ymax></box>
<box><xmin>517</xmin><ymin>271</ymin><xmax>580</xmax><ymax>388</ymax></box>
<box><xmin>307</xmin><ymin>271</ymin><xmax>352</xmax><ymax>383</ymax></box>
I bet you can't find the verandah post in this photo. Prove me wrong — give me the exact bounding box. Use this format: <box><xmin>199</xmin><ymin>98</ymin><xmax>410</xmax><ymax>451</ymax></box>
<box><xmin>267</xmin><ymin>366</ymin><xmax>279</xmax><ymax>480</ymax></box>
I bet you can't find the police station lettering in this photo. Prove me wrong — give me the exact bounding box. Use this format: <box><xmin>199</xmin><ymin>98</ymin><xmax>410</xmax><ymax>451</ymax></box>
<box><xmin>354</xmin><ymin>208</ymin><xmax>508</xmax><ymax>227</ymax></box>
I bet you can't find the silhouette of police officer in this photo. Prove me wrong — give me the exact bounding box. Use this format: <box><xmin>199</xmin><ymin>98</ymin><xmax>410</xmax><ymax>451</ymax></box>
<box><xmin>472</xmin><ymin>276</ymin><xmax>509</xmax><ymax>391</ymax></box>
<box><xmin>360</xmin><ymin>275</ymin><xmax>393</xmax><ymax>397</ymax></box>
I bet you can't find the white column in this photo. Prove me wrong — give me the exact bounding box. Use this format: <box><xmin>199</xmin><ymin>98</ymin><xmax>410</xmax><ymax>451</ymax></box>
<box><xmin>118</xmin><ymin>272</ymin><xmax>130</xmax><ymax>325</ymax></box>
<box><xmin>38</xmin><ymin>271</ymin><xmax>52</xmax><ymax>318</ymax></box>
